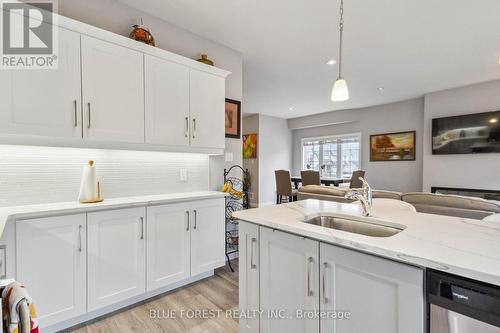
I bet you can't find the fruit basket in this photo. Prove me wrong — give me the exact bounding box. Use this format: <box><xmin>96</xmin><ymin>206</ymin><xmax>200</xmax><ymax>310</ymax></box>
<box><xmin>222</xmin><ymin>165</ymin><xmax>250</xmax><ymax>272</ymax></box>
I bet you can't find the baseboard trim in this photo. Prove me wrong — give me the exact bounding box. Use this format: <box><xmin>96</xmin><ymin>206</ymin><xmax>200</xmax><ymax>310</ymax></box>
<box><xmin>44</xmin><ymin>270</ymin><xmax>214</xmax><ymax>333</ymax></box>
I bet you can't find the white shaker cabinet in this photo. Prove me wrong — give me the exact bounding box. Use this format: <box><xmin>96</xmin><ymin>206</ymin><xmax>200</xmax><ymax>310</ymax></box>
<box><xmin>0</xmin><ymin>27</ymin><xmax>82</xmax><ymax>138</ymax></box>
<box><xmin>16</xmin><ymin>214</ymin><xmax>86</xmax><ymax>328</ymax></box>
<box><xmin>146</xmin><ymin>203</ymin><xmax>191</xmax><ymax>291</ymax></box>
<box><xmin>189</xmin><ymin>70</ymin><xmax>225</xmax><ymax>149</ymax></box>
<box><xmin>319</xmin><ymin>243</ymin><xmax>424</xmax><ymax>333</ymax></box>
<box><xmin>259</xmin><ymin>228</ymin><xmax>320</xmax><ymax>333</ymax></box>
<box><xmin>87</xmin><ymin>207</ymin><xmax>146</xmax><ymax>311</ymax></box>
<box><xmin>145</xmin><ymin>55</ymin><xmax>190</xmax><ymax>146</ymax></box>
<box><xmin>81</xmin><ymin>36</ymin><xmax>144</xmax><ymax>143</ymax></box>
<box><xmin>239</xmin><ymin>221</ymin><xmax>260</xmax><ymax>333</ymax></box>
<box><xmin>190</xmin><ymin>199</ymin><xmax>226</xmax><ymax>276</ymax></box>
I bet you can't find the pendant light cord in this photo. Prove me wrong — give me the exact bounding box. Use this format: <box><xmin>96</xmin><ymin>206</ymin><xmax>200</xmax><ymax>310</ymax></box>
<box><xmin>337</xmin><ymin>0</ymin><xmax>345</xmax><ymax>79</ymax></box>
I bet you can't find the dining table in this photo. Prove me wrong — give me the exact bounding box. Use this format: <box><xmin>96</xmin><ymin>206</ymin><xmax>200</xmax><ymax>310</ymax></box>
<box><xmin>290</xmin><ymin>176</ymin><xmax>345</xmax><ymax>189</ymax></box>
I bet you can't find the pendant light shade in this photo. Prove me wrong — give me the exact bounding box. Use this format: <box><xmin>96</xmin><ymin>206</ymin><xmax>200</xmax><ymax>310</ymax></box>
<box><xmin>331</xmin><ymin>78</ymin><xmax>349</xmax><ymax>101</ymax></box>
<box><xmin>331</xmin><ymin>0</ymin><xmax>349</xmax><ymax>102</ymax></box>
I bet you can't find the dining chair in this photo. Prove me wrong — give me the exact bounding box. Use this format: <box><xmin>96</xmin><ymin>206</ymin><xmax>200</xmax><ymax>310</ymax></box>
<box><xmin>300</xmin><ymin>170</ymin><xmax>321</xmax><ymax>186</ymax></box>
<box><xmin>340</xmin><ymin>170</ymin><xmax>366</xmax><ymax>189</ymax></box>
<box><xmin>275</xmin><ymin>170</ymin><xmax>298</xmax><ymax>204</ymax></box>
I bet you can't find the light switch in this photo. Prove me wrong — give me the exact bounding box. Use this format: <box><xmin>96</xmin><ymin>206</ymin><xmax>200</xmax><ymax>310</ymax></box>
<box><xmin>225</xmin><ymin>152</ymin><xmax>233</xmax><ymax>162</ymax></box>
<box><xmin>180</xmin><ymin>168</ymin><xmax>188</xmax><ymax>182</ymax></box>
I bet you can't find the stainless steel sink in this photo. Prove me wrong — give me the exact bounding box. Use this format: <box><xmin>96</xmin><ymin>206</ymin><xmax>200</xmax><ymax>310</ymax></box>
<box><xmin>300</xmin><ymin>215</ymin><xmax>404</xmax><ymax>237</ymax></box>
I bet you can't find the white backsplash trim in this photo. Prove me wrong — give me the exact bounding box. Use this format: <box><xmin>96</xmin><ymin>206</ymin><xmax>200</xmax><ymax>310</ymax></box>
<box><xmin>0</xmin><ymin>145</ymin><xmax>209</xmax><ymax>207</ymax></box>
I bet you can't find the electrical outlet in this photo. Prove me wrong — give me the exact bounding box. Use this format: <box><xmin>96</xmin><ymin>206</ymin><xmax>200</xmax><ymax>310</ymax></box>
<box><xmin>249</xmin><ymin>192</ymin><xmax>254</xmax><ymax>200</ymax></box>
<box><xmin>180</xmin><ymin>168</ymin><xmax>188</xmax><ymax>182</ymax></box>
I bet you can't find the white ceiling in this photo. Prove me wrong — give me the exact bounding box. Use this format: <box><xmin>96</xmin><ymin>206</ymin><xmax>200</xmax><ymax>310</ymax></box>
<box><xmin>119</xmin><ymin>0</ymin><xmax>500</xmax><ymax>119</ymax></box>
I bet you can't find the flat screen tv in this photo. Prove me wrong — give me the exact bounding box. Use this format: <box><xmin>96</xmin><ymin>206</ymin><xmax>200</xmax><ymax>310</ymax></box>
<box><xmin>432</xmin><ymin>111</ymin><xmax>500</xmax><ymax>154</ymax></box>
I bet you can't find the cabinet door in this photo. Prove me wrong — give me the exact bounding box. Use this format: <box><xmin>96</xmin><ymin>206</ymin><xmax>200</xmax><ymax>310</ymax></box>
<box><xmin>189</xmin><ymin>70</ymin><xmax>225</xmax><ymax>149</ymax></box>
<box><xmin>0</xmin><ymin>27</ymin><xmax>82</xmax><ymax>138</ymax></box>
<box><xmin>81</xmin><ymin>36</ymin><xmax>144</xmax><ymax>143</ymax></box>
<box><xmin>87</xmin><ymin>207</ymin><xmax>146</xmax><ymax>311</ymax></box>
<box><xmin>146</xmin><ymin>203</ymin><xmax>191</xmax><ymax>291</ymax></box>
<box><xmin>16</xmin><ymin>214</ymin><xmax>86</xmax><ymax>328</ymax></box>
<box><xmin>320</xmin><ymin>243</ymin><xmax>424</xmax><ymax>333</ymax></box>
<box><xmin>190</xmin><ymin>199</ymin><xmax>225</xmax><ymax>276</ymax></box>
<box><xmin>260</xmin><ymin>228</ymin><xmax>319</xmax><ymax>333</ymax></box>
<box><xmin>145</xmin><ymin>55</ymin><xmax>190</xmax><ymax>146</ymax></box>
<box><xmin>239</xmin><ymin>221</ymin><xmax>260</xmax><ymax>333</ymax></box>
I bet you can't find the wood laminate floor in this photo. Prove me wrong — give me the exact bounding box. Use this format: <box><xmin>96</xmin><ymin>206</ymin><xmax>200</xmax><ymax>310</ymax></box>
<box><xmin>69</xmin><ymin>261</ymin><xmax>239</xmax><ymax>333</ymax></box>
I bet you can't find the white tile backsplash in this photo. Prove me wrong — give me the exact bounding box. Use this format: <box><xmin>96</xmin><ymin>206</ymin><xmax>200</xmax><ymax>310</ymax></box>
<box><xmin>0</xmin><ymin>145</ymin><xmax>209</xmax><ymax>207</ymax></box>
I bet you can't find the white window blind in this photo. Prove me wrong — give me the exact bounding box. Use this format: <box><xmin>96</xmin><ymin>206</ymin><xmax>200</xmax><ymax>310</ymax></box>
<box><xmin>302</xmin><ymin>133</ymin><xmax>361</xmax><ymax>178</ymax></box>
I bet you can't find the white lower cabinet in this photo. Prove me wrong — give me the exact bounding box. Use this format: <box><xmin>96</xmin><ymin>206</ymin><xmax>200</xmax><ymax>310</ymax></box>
<box><xmin>87</xmin><ymin>207</ymin><xmax>146</xmax><ymax>311</ymax></box>
<box><xmin>16</xmin><ymin>214</ymin><xmax>86</xmax><ymax>328</ymax></box>
<box><xmin>190</xmin><ymin>199</ymin><xmax>226</xmax><ymax>276</ymax></box>
<box><xmin>319</xmin><ymin>243</ymin><xmax>424</xmax><ymax>333</ymax></box>
<box><xmin>239</xmin><ymin>221</ymin><xmax>260</xmax><ymax>333</ymax></box>
<box><xmin>241</xmin><ymin>224</ymin><xmax>425</xmax><ymax>333</ymax></box>
<box><xmin>260</xmin><ymin>228</ymin><xmax>320</xmax><ymax>333</ymax></box>
<box><xmin>146</xmin><ymin>198</ymin><xmax>225</xmax><ymax>291</ymax></box>
<box><xmin>146</xmin><ymin>203</ymin><xmax>191</xmax><ymax>291</ymax></box>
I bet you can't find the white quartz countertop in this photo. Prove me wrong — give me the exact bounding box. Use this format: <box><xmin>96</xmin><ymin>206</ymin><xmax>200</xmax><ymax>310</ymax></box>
<box><xmin>233</xmin><ymin>199</ymin><xmax>500</xmax><ymax>286</ymax></box>
<box><xmin>0</xmin><ymin>191</ymin><xmax>226</xmax><ymax>236</ymax></box>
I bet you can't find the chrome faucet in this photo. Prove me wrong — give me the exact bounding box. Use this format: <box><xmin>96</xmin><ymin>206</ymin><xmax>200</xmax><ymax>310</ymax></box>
<box><xmin>345</xmin><ymin>177</ymin><xmax>373</xmax><ymax>217</ymax></box>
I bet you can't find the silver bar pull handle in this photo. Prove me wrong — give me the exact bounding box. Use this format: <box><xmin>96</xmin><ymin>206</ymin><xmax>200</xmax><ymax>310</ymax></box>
<box><xmin>78</xmin><ymin>225</ymin><xmax>83</xmax><ymax>252</ymax></box>
<box><xmin>87</xmin><ymin>102</ymin><xmax>91</xmax><ymax>129</ymax></box>
<box><xmin>322</xmin><ymin>262</ymin><xmax>329</xmax><ymax>303</ymax></box>
<box><xmin>307</xmin><ymin>257</ymin><xmax>314</xmax><ymax>296</ymax></box>
<box><xmin>192</xmin><ymin>118</ymin><xmax>196</xmax><ymax>138</ymax></box>
<box><xmin>140</xmin><ymin>217</ymin><xmax>144</xmax><ymax>240</ymax></box>
<box><xmin>193</xmin><ymin>209</ymin><xmax>197</xmax><ymax>229</ymax></box>
<box><xmin>186</xmin><ymin>211</ymin><xmax>190</xmax><ymax>231</ymax></box>
<box><xmin>250</xmin><ymin>237</ymin><xmax>257</xmax><ymax>269</ymax></box>
<box><xmin>73</xmin><ymin>100</ymin><xmax>78</xmax><ymax>127</ymax></box>
<box><xmin>185</xmin><ymin>117</ymin><xmax>189</xmax><ymax>138</ymax></box>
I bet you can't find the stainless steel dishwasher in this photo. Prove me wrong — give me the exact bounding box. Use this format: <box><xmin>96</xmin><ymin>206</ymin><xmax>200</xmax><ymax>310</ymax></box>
<box><xmin>427</xmin><ymin>270</ymin><xmax>500</xmax><ymax>333</ymax></box>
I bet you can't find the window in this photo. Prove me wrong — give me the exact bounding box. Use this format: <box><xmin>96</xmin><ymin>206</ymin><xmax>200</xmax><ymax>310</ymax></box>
<box><xmin>302</xmin><ymin>133</ymin><xmax>361</xmax><ymax>178</ymax></box>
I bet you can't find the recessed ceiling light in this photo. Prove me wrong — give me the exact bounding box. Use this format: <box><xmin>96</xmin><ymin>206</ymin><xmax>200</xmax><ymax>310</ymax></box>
<box><xmin>326</xmin><ymin>59</ymin><xmax>337</xmax><ymax>66</ymax></box>
<box><xmin>377</xmin><ymin>87</ymin><xmax>384</xmax><ymax>91</ymax></box>
<box><xmin>288</xmin><ymin>106</ymin><xmax>294</xmax><ymax>111</ymax></box>
<box><xmin>489</xmin><ymin>118</ymin><xmax>498</xmax><ymax>124</ymax></box>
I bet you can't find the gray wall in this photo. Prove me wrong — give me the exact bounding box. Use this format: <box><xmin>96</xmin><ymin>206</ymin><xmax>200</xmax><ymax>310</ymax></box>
<box><xmin>242</xmin><ymin>114</ymin><xmax>259</xmax><ymax>206</ymax></box>
<box><xmin>58</xmin><ymin>0</ymin><xmax>243</xmax><ymax>190</ymax></box>
<box><xmin>289</xmin><ymin>98</ymin><xmax>424</xmax><ymax>193</ymax></box>
<box><xmin>423</xmin><ymin>80</ymin><xmax>500</xmax><ymax>192</ymax></box>
<box><xmin>259</xmin><ymin>115</ymin><xmax>293</xmax><ymax>205</ymax></box>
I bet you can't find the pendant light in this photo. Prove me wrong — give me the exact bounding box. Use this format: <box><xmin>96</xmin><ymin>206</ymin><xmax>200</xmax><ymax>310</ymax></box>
<box><xmin>331</xmin><ymin>0</ymin><xmax>349</xmax><ymax>102</ymax></box>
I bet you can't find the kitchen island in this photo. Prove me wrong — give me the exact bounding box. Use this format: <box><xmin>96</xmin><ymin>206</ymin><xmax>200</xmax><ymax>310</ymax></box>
<box><xmin>233</xmin><ymin>198</ymin><xmax>500</xmax><ymax>333</ymax></box>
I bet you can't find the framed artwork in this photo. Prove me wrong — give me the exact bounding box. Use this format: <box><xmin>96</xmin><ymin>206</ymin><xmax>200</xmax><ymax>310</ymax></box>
<box><xmin>243</xmin><ymin>133</ymin><xmax>257</xmax><ymax>159</ymax></box>
<box><xmin>225</xmin><ymin>98</ymin><xmax>241</xmax><ymax>138</ymax></box>
<box><xmin>370</xmin><ymin>131</ymin><xmax>416</xmax><ymax>161</ymax></box>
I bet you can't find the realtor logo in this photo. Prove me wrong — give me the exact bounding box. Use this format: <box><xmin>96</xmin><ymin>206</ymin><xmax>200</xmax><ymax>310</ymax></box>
<box><xmin>1</xmin><ymin>0</ymin><xmax>58</xmax><ymax>69</ymax></box>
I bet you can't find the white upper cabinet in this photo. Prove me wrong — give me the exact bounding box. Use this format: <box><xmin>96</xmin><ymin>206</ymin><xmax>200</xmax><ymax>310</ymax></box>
<box><xmin>0</xmin><ymin>27</ymin><xmax>82</xmax><ymax>138</ymax></box>
<box><xmin>81</xmin><ymin>36</ymin><xmax>145</xmax><ymax>143</ymax></box>
<box><xmin>0</xmin><ymin>12</ymin><xmax>229</xmax><ymax>152</ymax></box>
<box><xmin>189</xmin><ymin>70</ymin><xmax>225</xmax><ymax>149</ymax></box>
<box><xmin>320</xmin><ymin>243</ymin><xmax>424</xmax><ymax>333</ymax></box>
<box><xmin>16</xmin><ymin>214</ymin><xmax>86</xmax><ymax>328</ymax></box>
<box><xmin>87</xmin><ymin>207</ymin><xmax>146</xmax><ymax>311</ymax></box>
<box><xmin>145</xmin><ymin>55</ymin><xmax>190</xmax><ymax>146</ymax></box>
<box><xmin>146</xmin><ymin>203</ymin><xmax>191</xmax><ymax>291</ymax></box>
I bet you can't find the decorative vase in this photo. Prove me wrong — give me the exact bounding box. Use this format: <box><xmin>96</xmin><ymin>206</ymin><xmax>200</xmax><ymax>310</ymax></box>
<box><xmin>197</xmin><ymin>54</ymin><xmax>214</xmax><ymax>66</ymax></box>
<box><xmin>129</xmin><ymin>18</ymin><xmax>155</xmax><ymax>47</ymax></box>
